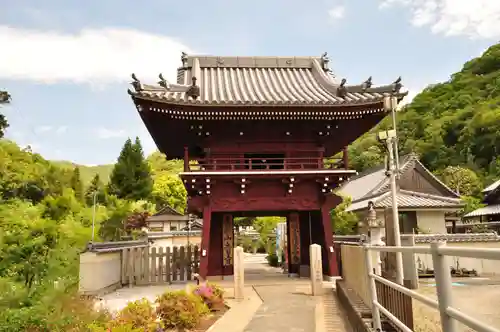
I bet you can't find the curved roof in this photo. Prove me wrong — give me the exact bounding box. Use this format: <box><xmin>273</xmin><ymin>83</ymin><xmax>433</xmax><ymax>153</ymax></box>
<box><xmin>128</xmin><ymin>53</ymin><xmax>407</xmax><ymax>109</ymax></box>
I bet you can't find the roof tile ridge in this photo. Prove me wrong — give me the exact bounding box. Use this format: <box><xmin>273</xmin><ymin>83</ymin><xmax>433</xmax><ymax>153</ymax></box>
<box><xmin>414</xmin><ymin>159</ymin><xmax>460</xmax><ymax>197</ymax></box>
<box><xmin>398</xmin><ymin>190</ymin><xmax>462</xmax><ymax>202</ymax></box>
<box><xmin>310</xmin><ymin>58</ymin><xmax>340</xmax><ymax>97</ymax></box>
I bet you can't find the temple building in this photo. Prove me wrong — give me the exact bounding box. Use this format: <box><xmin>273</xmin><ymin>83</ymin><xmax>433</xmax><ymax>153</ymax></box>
<box><xmin>128</xmin><ymin>53</ymin><xmax>407</xmax><ymax>279</ymax></box>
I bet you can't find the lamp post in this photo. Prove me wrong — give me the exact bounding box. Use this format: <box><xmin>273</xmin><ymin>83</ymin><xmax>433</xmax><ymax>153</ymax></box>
<box><xmin>91</xmin><ymin>191</ymin><xmax>98</xmax><ymax>242</ymax></box>
<box><xmin>377</xmin><ymin>94</ymin><xmax>404</xmax><ymax>285</ymax></box>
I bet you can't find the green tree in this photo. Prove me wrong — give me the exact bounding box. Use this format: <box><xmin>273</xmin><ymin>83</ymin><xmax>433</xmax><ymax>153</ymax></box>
<box><xmin>0</xmin><ymin>200</ymin><xmax>59</xmax><ymax>290</ymax></box>
<box><xmin>0</xmin><ymin>90</ymin><xmax>10</xmax><ymax>138</ymax></box>
<box><xmin>108</xmin><ymin>137</ymin><xmax>153</xmax><ymax>200</ymax></box>
<box><xmin>151</xmin><ymin>172</ymin><xmax>187</xmax><ymax>212</ymax></box>
<box><xmin>438</xmin><ymin>166</ymin><xmax>483</xmax><ymax>197</ymax></box>
<box><xmin>147</xmin><ymin>151</ymin><xmax>184</xmax><ymax>175</ymax></box>
<box><xmin>41</xmin><ymin>188</ymin><xmax>83</xmax><ymax>222</ymax></box>
<box><xmin>85</xmin><ymin>174</ymin><xmax>107</xmax><ymax>205</ymax></box>
<box><xmin>460</xmin><ymin>196</ymin><xmax>485</xmax><ymax>218</ymax></box>
<box><xmin>70</xmin><ymin>167</ymin><xmax>84</xmax><ymax>201</ymax></box>
<box><xmin>330</xmin><ymin>196</ymin><xmax>359</xmax><ymax>235</ymax></box>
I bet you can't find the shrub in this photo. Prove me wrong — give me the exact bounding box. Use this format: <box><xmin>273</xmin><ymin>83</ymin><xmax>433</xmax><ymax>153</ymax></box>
<box><xmin>192</xmin><ymin>283</ymin><xmax>225</xmax><ymax>311</ymax></box>
<box><xmin>106</xmin><ymin>298</ymin><xmax>158</xmax><ymax>331</ymax></box>
<box><xmin>267</xmin><ymin>253</ymin><xmax>279</xmax><ymax>267</ymax></box>
<box><xmin>156</xmin><ymin>290</ymin><xmax>209</xmax><ymax>329</ymax></box>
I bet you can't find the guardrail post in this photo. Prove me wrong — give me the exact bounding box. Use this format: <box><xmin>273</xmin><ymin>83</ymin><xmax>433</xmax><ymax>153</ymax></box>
<box><xmin>431</xmin><ymin>241</ymin><xmax>457</xmax><ymax>332</ymax></box>
<box><xmin>364</xmin><ymin>245</ymin><xmax>382</xmax><ymax>331</ymax></box>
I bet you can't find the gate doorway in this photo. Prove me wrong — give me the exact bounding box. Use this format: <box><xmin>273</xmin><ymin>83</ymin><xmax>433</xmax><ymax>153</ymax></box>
<box><xmin>204</xmin><ymin>210</ymin><xmax>333</xmax><ymax>281</ymax></box>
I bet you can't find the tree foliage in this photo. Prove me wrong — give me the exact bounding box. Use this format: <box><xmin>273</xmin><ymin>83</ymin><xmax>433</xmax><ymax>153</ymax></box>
<box><xmin>108</xmin><ymin>137</ymin><xmax>153</xmax><ymax>201</ymax></box>
<box><xmin>330</xmin><ymin>196</ymin><xmax>359</xmax><ymax>235</ymax></box>
<box><xmin>0</xmin><ymin>90</ymin><xmax>10</xmax><ymax>139</ymax></box>
<box><xmin>348</xmin><ymin>43</ymin><xmax>500</xmax><ymax>187</ymax></box>
<box><xmin>438</xmin><ymin>166</ymin><xmax>483</xmax><ymax>197</ymax></box>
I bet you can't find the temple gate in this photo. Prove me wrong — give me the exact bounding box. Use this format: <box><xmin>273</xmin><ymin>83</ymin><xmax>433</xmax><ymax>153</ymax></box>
<box><xmin>128</xmin><ymin>53</ymin><xmax>406</xmax><ymax>279</ymax></box>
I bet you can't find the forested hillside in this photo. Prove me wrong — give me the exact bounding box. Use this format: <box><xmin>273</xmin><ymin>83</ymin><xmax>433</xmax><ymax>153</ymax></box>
<box><xmin>348</xmin><ymin>43</ymin><xmax>500</xmax><ymax>189</ymax></box>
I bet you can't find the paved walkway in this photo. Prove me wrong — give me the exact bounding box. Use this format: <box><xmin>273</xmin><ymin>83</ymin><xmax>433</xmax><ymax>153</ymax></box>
<box><xmin>99</xmin><ymin>255</ymin><xmax>350</xmax><ymax>332</ymax></box>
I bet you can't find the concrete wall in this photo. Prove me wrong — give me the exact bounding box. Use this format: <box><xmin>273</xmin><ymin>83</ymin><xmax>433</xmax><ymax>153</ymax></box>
<box><xmin>79</xmin><ymin>251</ymin><xmax>121</xmax><ymax>295</ymax></box>
<box><xmin>414</xmin><ymin>241</ymin><xmax>500</xmax><ymax>276</ymax></box>
<box><xmin>416</xmin><ymin>210</ymin><xmax>447</xmax><ymax>234</ymax></box>
<box><xmin>149</xmin><ymin>235</ymin><xmax>202</xmax><ymax>249</ymax></box>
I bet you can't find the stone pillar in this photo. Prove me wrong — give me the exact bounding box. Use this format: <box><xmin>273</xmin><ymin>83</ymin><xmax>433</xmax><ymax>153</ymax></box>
<box><xmin>234</xmin><ymin>246</ymin><xmax>245</xmax><ymax>301</ymax></box>
<box><xmin>309</xmin><ymin>244</ymin><xmax>323</xmax><ymax>296</ymax></box>
<box><xmin>401</xmin><ymin>234</ymin><xmax>419</xmax><ymax>289</ymax></box>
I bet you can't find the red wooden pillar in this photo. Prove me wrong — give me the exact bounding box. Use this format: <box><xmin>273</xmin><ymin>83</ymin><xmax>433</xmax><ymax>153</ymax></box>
<box><xmin>321</xmin><ymin>205</ymin><xmax>339</xmax><ymax>276</ymax></box>
<box><xmin>183</xmin><ymin>146</ymin><xmax>189</xmax><ymax>172</ymax></box>
<box><xmin>342</xmin><ymin>146</ymin><xmax>349</xmax><ymax>169</ymax></box>
<box><xmin>199</xmin><ymin>206</ymin><xmax>212</xmax><ymax>278</ymax></box>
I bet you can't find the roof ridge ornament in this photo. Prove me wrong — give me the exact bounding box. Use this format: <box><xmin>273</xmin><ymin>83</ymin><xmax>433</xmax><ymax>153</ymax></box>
<box><xmin>337</xmin><ymin>78</ymin><xmax>347</xmax><ymax>98</ymax></box>
<box><xmin>320</xmin><ymin>52</ymin><xmax>330</xmax><ymax>72</ymax></box>
<box><xmin>362</xmin><ymin>76</ymin><xmax>373</xmax><ymax>91</ymax></box>
<box><xmin>181</xmin><ymin>52</ymin><xmax>188</xmax><ymax>68</ymax></box>
<box><xmin>130</xmin><ymin>73</ymin><xmax>143</xmax><ymax>92</ymax></box>
<box><xmin>158</xmin><ymin>73</ymin><xmax>170</xmax><ymax>89</ymax></box>
<box><xmin>186</xmin><ymin>76</ymin><xmax>200</xmax><ymax>100</ymax></box>
<box><xmin>216</xmin><ymin>57</ymin><xmax>225</xmax><ymax>67</ymax></box>
<box><xmin>391</xmin><ymin>76</ymin><xmax>402</xmax><ymax>93</ymax></box>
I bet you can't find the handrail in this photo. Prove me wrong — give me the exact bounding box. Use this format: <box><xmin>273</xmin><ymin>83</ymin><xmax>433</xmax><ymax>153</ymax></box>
<box><xmin>187</xmin><ymin>156</ymin><xmax>344</xmax><ymax>171</ymax></box>
<box><xmin>355</xmin><ymin>241</ymin><xmax>500</xmax><ymax>332</ymax></box>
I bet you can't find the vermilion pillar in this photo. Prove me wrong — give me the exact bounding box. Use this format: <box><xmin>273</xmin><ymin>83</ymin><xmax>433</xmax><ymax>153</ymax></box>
<box><xmin>199</xmin><ymin>206</ymin><xmax>212</xmax><ymax>278</ymax></box>
<box><xmin>321</xmin><ymin>205</ymin><xmax>339</xmax><ymax>276</ymax></box>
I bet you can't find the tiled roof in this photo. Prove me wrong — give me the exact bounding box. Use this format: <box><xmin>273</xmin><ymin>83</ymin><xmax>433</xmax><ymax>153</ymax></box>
<box><xmin>346</xmin><ymin>190</ymin><xmax>463</xmax><ymax>212</ymax></box>
<box><xmin>464</xmin><ymin>204</ymin><xmax>500</xmax><ymax>218</ymax></box>
<box><xmin>128</xmin><ymin>53</ymin><xmax>407</xmax><ymax>109</ymax></box>
<box><xmin>483</xmin><ymin>179</ymin><xmax>500</xmax><ymax>193</ymax></box>
<box><xmin>408</xmin><ymin>233</ymin><xmax>500</xmax><ymax>243</ymax></box>
<box><xmin>339</xmin><ymin>153</ymin><xmax>459</xmax><ymax>202</ymax></box>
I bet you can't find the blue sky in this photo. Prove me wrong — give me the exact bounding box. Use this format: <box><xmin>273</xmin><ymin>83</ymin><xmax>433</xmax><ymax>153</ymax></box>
<box><xmin>1</xmin><ymin>0</ymin><xmax>498</xmax><ymax>165</ymax></box>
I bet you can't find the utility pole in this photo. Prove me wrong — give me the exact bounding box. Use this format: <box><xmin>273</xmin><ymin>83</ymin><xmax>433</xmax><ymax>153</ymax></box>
<box><xmin>379</xmin><ymin>95</ymin><xmax>404</xmax><ymax>285</ymax></box>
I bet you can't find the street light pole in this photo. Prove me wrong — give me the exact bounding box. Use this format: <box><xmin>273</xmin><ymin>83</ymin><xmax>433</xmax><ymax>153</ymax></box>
<box><xmin>91</xmin><ymin>191</ymin><xmax>98</xmax><ymax>242</ymax></box>
<box><xmin>380</xmin><ymin>95</ymin><xmax>404</xmax><ymax>285</ymax></box>
<box><xmin>386</xmin><ymin>135</ymin><xmax>404</xmax><ymax>285</ymax></box>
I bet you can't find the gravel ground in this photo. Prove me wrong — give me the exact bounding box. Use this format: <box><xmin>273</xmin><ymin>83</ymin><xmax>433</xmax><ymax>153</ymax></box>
<box><xmin>413</xmin><ymin>277</ymin><xmax>500</xmax><ymax>332</ymax></box>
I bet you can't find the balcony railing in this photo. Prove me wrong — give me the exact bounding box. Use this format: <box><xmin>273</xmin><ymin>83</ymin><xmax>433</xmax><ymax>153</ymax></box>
<box><xmin>182</xmin><ymin>147</ymin><xmax>349</xmax><ymax>172</ymax></box>
<box><xmin>184</xmin><ymin>156</ymin><xmax>346</xmax><ymax>172</ymax></box>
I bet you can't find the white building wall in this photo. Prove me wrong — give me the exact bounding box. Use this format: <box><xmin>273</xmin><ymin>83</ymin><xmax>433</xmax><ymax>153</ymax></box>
<box><xmin>416</xmin><ymin>210</ymin><xmax>447</xmax><ymax>234</ymax></box>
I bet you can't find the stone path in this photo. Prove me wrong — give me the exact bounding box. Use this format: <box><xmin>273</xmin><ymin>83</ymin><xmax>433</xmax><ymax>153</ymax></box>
<box><xmin>243</xmin><ymin>283</ymin><xmax>317</xmax><ymax>332</ymax></box>
<box><xmin>98</xmin><ymin>255</ymin><xmax>351</xmax><ymax>332</ymax></box>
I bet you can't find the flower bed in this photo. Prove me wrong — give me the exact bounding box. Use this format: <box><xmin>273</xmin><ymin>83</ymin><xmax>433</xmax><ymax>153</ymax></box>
<box><xmin>89</xmin><ymin>283</ymin><xmax>228</xmax><ymax>332</ymax></box>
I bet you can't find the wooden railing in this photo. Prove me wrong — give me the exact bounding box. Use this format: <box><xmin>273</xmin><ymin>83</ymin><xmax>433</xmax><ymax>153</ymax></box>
<box><xmin>182</xmin><ymin>146</ymin><xmax>350</xmax><ymax>172</ymax></box>
<box><xmin>185</xmin><ymin>156</ymin><xmax>346</xmax><ymax>172</ymax></box>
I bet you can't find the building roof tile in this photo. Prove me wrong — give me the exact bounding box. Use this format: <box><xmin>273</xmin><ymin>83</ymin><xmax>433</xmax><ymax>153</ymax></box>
<box><xmin>128</xmin><ymin>54</ymin><xmax>407</xmax><ymax>108</ymax></box>
<box><xmin>346</xmin><ymin>190</ymin><xmax>464</xmax><ymax>212</ymax></box>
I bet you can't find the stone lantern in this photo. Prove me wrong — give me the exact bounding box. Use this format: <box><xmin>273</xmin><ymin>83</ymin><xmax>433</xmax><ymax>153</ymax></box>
<box><xmin>366</xmin><ymin>201</ymin><xmax>384</xmax><ymax>274</ymax></box>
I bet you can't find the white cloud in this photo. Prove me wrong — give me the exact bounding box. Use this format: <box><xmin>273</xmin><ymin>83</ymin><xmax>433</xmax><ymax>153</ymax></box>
<box><xmin>34</xmin><ymin>125</ymin><xmax>53</xmax><ymax>133</ymax></box>
<box><xmin>379</xmin><ymin>0</ymin><xmax>500</xmax><ymax>39</ymax></box>
<box><xmin>397</xmin><ymin>87</ymin><xmax>420</xmax><ymax>109</ymax></box>
<box><xmin>55</xmin><ymin>126</ymin><xmax>67</xmax><ymax>135</ymax></box>
<box><xmin>0</xmin><ymin>26</ymin><xmax>193</xmax><ymax>84</ymax></box>
<box><xmin>33</xmin><ymin>125</ymin><xmax>67</xmax><ymax>134</ymax></box>
<box><xmin>328</xmin><ymin>5</ymin><xmax>345</xmax><ymax>20</ymax></box>
<box><xmin>95</xmin><ymin>127</ymin><xmax>127</xmax><ymax>139</ymax></box>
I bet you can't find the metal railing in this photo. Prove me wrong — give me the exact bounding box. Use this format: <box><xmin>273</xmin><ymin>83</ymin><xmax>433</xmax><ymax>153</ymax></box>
<box><xmin>363</xmin><ymin>241</ymin><xmax>500</xmax><ymax>332</ymax></box>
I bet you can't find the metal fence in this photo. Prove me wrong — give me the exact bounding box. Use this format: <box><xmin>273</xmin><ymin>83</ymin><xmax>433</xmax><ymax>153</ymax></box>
<box><xmin>364</xmin><ymin>241</ymin><xmax>500</xmax><ymax>332</ymax></box>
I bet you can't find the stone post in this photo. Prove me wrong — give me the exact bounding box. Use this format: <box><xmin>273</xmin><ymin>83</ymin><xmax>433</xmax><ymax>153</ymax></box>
<box><xmin>234</xmin><ymin>246</ymin><xmax>245</xmax><ymax>301</ymax></box>
<box><xmin>309</xmin><ymin>244</ymin><xmax>323</xmax><ymax>296</ymax></box>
